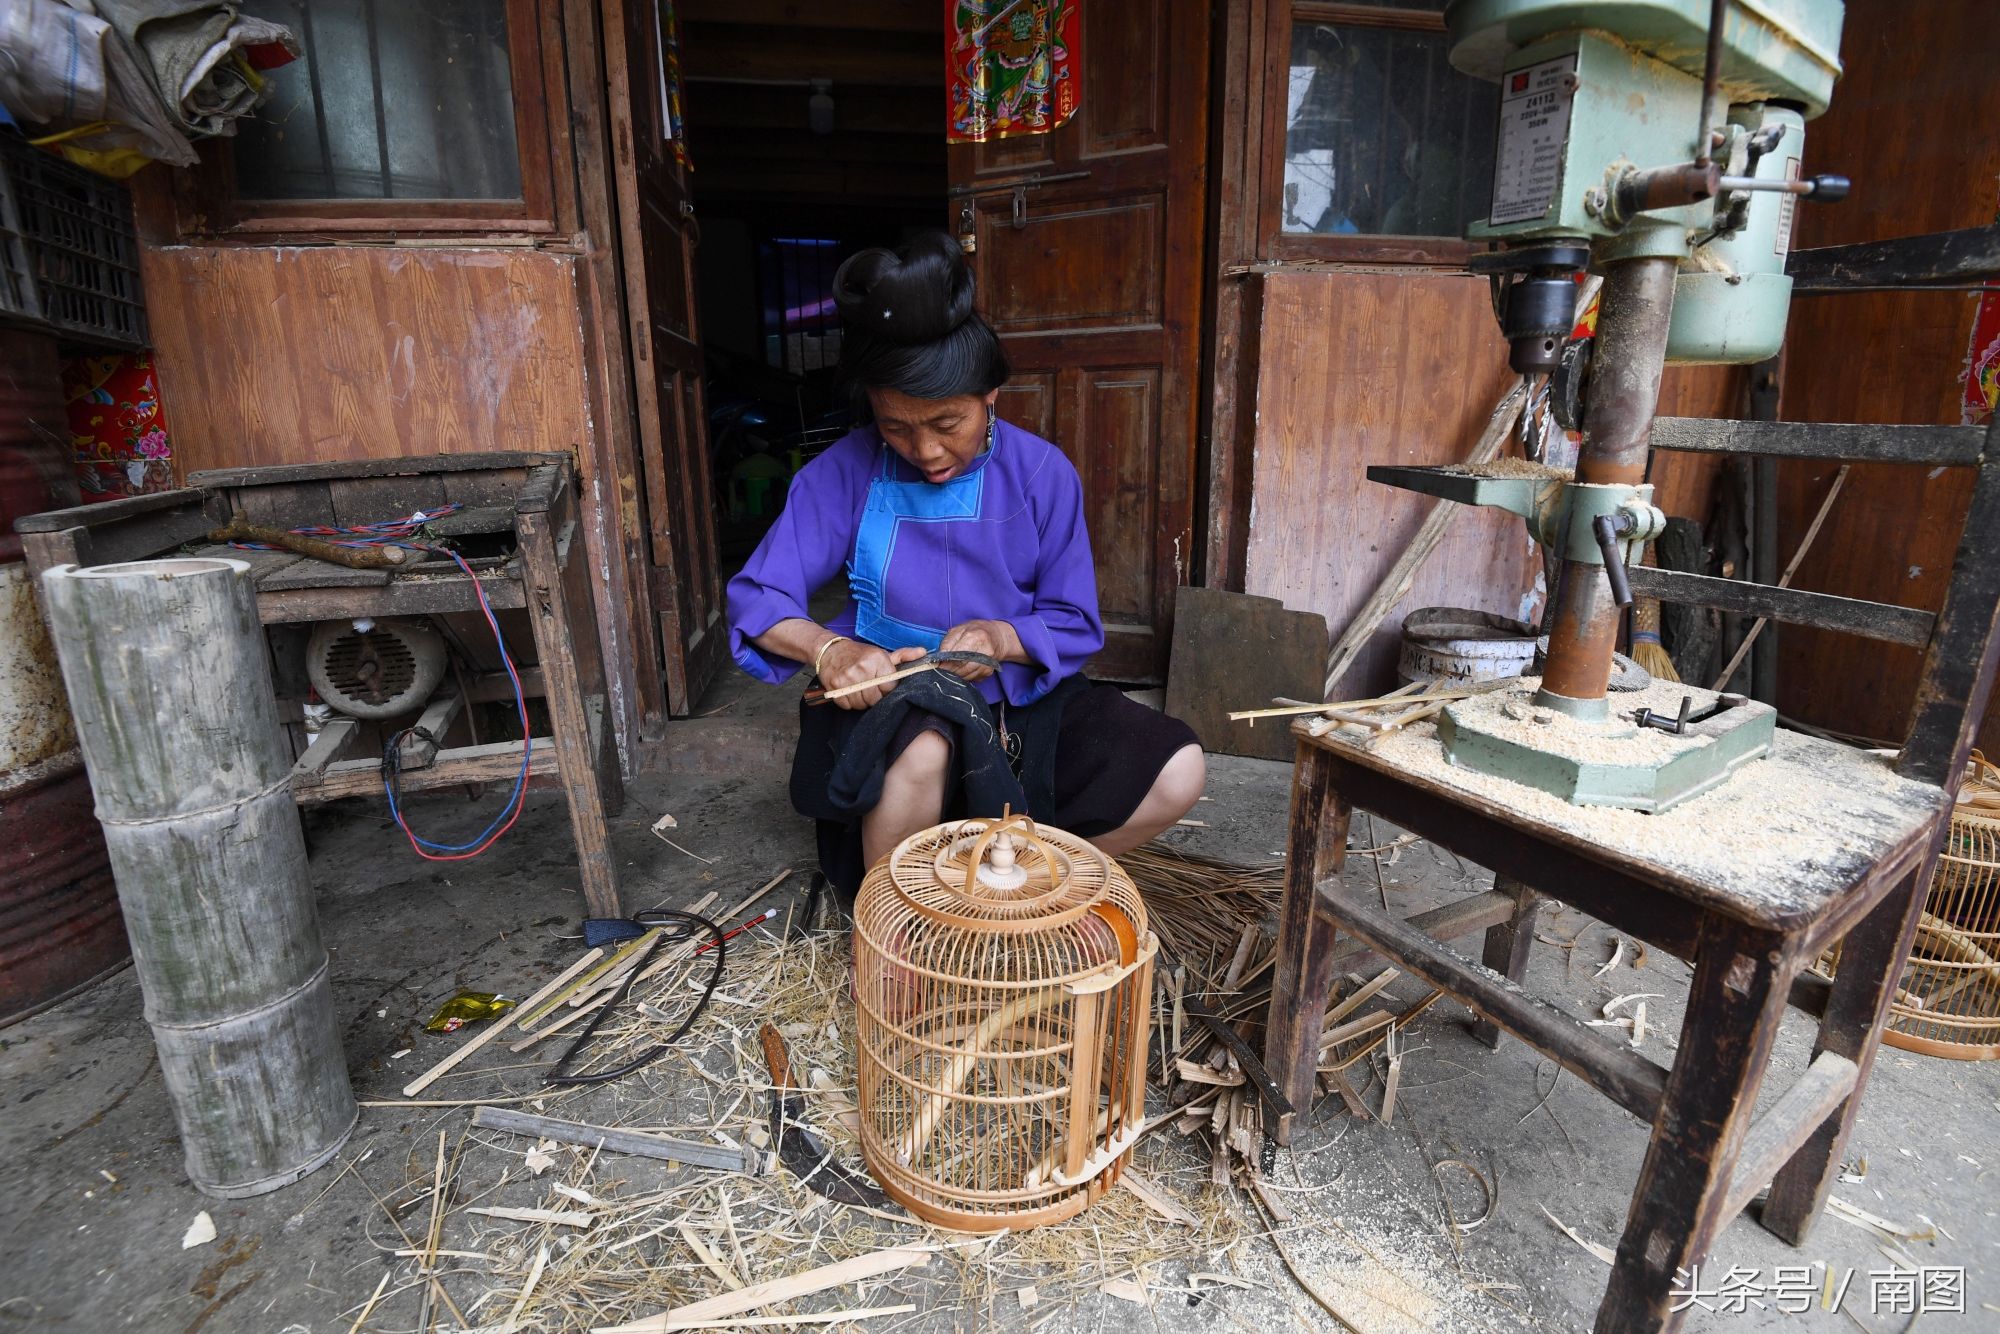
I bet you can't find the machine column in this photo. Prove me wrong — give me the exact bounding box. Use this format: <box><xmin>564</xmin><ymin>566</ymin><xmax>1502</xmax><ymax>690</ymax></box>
<box><xmin>1536</xmin><ymin>255</ymin><xmax>1679</xmax><ymax>711</ymax></box>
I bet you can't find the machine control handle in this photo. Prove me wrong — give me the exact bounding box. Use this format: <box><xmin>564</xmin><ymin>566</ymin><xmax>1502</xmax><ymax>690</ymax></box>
<box><xmin>1593</xmin><ymin>512</ymin><xmax>1635</xmax><ymax>607</ymax></box>
<box><xmin>1716</xmin><ymin>172</ymin><xmax>1851</xmax><ymax>202</ymax></box>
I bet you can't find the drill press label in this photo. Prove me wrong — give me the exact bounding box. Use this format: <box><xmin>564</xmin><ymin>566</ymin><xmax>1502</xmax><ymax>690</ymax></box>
<box><xmin>1489</xmin><ymin>55</ymin><xmax>1577</xmax><ymax>226</ymax></box>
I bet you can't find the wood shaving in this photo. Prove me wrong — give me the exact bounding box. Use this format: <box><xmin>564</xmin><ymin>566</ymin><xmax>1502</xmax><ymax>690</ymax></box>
<box><xmin>1367</xmin><ymin>706</ymin><xmax>1941</xmax><ymax>914</ymax></box>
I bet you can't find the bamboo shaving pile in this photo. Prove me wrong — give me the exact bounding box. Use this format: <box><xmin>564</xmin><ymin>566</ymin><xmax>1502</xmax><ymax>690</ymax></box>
<box><xmin>348</xmin><ymin>926</ymin><xmax>1245</xmax><ymax>1332</ymax></box>
<box><xmin>1121</xmin><ymin>845</ymin><xmax>1451</xmax><ymax>1198</ymax></box>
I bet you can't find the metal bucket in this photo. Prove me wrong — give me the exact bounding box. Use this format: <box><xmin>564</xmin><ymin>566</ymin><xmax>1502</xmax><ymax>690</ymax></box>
<box><xmin>0</xmin><ymin>329</ymin><xmax>126</xmax><ymax>1025</ymax></box>
<box><xmin>40</xmin><ymin>557</ymin><xmax>356</xmax><ymax>1196</ymax></box>
<box><xmin>1398</xmin><ymin>607</ymin><xmax>1538</xmax><ymax>686</ymax></box>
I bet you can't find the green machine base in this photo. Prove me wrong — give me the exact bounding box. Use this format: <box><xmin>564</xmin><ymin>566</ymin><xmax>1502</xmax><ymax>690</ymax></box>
<box><xmin>1437</xmin><ymin>681</ymin><xmax>1777</xmax><ymax>813</ymax></box>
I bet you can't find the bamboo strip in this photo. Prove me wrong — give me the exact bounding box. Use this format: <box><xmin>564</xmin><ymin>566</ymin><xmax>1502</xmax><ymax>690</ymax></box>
<box><xmin>1322</xmin><ymin>379</ymin><xmax>1530</xmax><ymax>697</ymax></box>
<box><xmin>595</xmin><ymin>1247</ymin><xmax>936</xmax><ymax>1332</ymax></box>
<box><xmin>402</xmin><ymin>949</ymin><xmax>601</xmax><ymax>1097</ymax></box>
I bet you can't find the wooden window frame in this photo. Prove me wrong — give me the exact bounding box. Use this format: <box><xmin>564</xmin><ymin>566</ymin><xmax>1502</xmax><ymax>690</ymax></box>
<box><xmin>1258</xmin><ymin>1</ymin><xmax>1482</xmax><ymax>265</ymax></box>
<box><xmin>176</xmin><ymin>0</ymin><xmax>563</xmax><ymax>240</ymax></box>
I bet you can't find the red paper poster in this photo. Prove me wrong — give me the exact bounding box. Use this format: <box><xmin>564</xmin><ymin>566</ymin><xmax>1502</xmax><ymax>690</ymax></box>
<box><xmin>946</xmin><ymin>1</ymin><xmax>1080</xmax><ymax>145</ymax></box>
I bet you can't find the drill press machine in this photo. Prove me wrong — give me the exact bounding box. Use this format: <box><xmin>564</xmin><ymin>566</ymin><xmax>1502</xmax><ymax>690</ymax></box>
<box><xmin>1370</xmin><ymin>0</ymin><xmax>1849</xmax><ymax>812</ymax></box>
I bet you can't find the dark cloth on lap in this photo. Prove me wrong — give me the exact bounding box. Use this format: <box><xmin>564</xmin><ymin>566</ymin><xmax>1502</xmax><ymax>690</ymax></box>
<box><xmin>792</xmin><ymin>673</ymin><xmax>1198</xmax><ymax>896</ymax></box>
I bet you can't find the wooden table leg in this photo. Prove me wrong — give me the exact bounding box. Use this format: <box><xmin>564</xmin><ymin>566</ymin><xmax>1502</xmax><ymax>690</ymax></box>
<box><xmin>1598</xmin><ymin>918</ymin><xmax>1795</xmax><ymax>1334</ymax></box>
<box><xmin>1760</xmin><ymin>863</ymin><xmax>1929</xmax><ymax>1244</ymax></box>
<box><xmin>1263</xmin><ymin>741</ymin><xmax>1352</xmax><ymax>1145</ymax></box>
<box><xmin>1470</xmin><ymin>875</ymin><xmax>1541</xmax><ymax>1049</ymax></box>
<box><xmin>517</xmin><ymin>506</ymin><xmax>621</xmax><ymax>919</ymax></box>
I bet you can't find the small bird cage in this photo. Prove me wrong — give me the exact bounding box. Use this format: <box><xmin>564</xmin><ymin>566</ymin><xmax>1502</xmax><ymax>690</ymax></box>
<box><xmin>1821</xmin><ymin>754</ymin><xmax>2000</xmax><ymax>1059</ymax></box>
<box><xmin>853</xmin><ymin>814</ymin><xmax>1157</xmax><ymax>1231</ymax></box>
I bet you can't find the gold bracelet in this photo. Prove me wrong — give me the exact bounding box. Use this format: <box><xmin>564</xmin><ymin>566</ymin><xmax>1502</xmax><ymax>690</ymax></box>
<box><xmin>810</xmin><ymin>634</ymin><xmax>849</xmax><ymax>679</ymax></box>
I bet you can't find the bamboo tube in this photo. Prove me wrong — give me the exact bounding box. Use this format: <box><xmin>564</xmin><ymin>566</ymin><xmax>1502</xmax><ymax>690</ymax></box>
<box><xmin>40</xmin><ymin>558</ymin><xmax>356</xmax><ymax>1198</ymax></box>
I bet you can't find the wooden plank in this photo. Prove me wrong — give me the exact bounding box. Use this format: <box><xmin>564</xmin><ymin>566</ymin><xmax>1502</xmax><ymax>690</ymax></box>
<box><xmin>1787</xmin><ymin>223</ymin><xmax>2000</xmax><ymax>291</ymax></box>
<box><xmin>292</xmin><ymin>736</ymin><xmax>553</xmax><ymax>803</ymax></box>
<box><xmin>232</xmin><ymin>480</ymin><xmax>337</xmax><ymax>531</ymax></box>
<box><xmin>1625</xmin><ymin>566</ymin><xmax>1935</xmax><ymax>648</ymax></box>
<box><xmin>1600</xmin><ymin>918</ymin><xmax>1795</xmax><ymax>1329</ymax></box>
<box><xmin>439</xmin><ymin>468</ymin><xmax>533</xmax><ymax>510</ymax></box>
<box><xmin>1322</xmin><ymin>883</ymin><xmax>1669</xmax><ymax>1122</ymax></box>
<box><xmin>1771</xmin><ymin>0</ymin><xmax>2000</xmax><ymax>757</ymax></box>
<box><xmin>254</xmin><ymin>559</ymin><xmax>394</xmax><ymax>591</ymax></box>
<box><xmin>1898</xmin><ymin>425</ymin><xmax>2000</xmax><ymax>784</ymax></box>
<box><xmin>1763</xmin><ymin>867</ymin><xmax>1932</xmax><ymax>1245</ymax></box>
<box><xmin>189</xmin><ymin>453</ymin><xmax>568</xmax><ymax>489</ymax></box>
<box><xmin>255</xmin><ymin>571</ymin><xmax>525</xmax><ymax>625</ymax></box>
<box><xmin>1650</xmin><ymin>418</ymin><xmax>1984</xmax><ymax>467</ymax></box>
<box><xmin>291</xmin><ymin>719</ymin><xmax>360</xmax><ymax>780</ymax></box>
<box><xmin>518</xmin><ymin>489</ymin><xmax>621</xmax><ymax>916</ymax></box>
<box><xmin>1471</xmin><ymin>877</ymin><xmax>1542</xmax><ymax>1049</ymax></box>
<box><xmin>1721</xmin><ymin>1052</ymin><xmax>1860</xmax><ymax>1223</ymax></box>
<box><xmin>471</xmin><ymin>1106</ymin><xmax>762</xmax><ymax>1175</ymax></box>
<box><xmin>327</xmin><ymin>474</ymin><xmax>448</xmax><ymax>527</ymax></box>
<box><xmin>17</xmin><ymin>503</ymin><xmax>228</xmax><ymax>571</ymax></box>
<box><xmin>1787</xmin><ymin>970</ymin><xmax>1832</xmax><ymax>1019</ymax></box>
<box><xmin>178</xmin><ymin>544</ymin><xmax>308</xmax><ymax>585</ymax></box>
<box><xmin>1262</xmin><ymin>745</ymin><xmax>1350</xmax><ymax>1144</ymax></box>
<box><xmin>1165</xmin><ymin>586</ymin><xmax>1329</xmax><ymax>762</ymax></box>
<box><xmin>1242</xmin><ymin>271</ymin><xmax>1529</xmax><ymax>696</ymax></box>
<box><xmin>397</xmin><ymin>685</ymin><xmax>467</xmax><ymax>770</ymax></box>
<box><xmin>1315</xmin><ymin>746</ymin><xmax>1708</xmax><ymax>946</ymax></box>
<box><xmin>142</xmin><ymin>246</ymin><xmax>588</xmax><ymax>478</ymax></box>
<box><xmin>12</xmin><ymin>488</ymin><xmax>208</xmax><ymax>534</ymax></box>
<box><xmin>424</xmin><ymin>504</ymin><xmax>518</xmax><ymax>537</ymax></box>
<box><xmin>514</xmin><ymin>463</ymin><xmax>563</xmax><ymax>515</ymax></box>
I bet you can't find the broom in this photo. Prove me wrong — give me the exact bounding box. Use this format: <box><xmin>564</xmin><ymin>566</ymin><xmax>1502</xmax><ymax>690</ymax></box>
<box><xmin>1630</xmin><ymin>542</ymin><xmax>1680</xmax><ymax>683</ymax></box>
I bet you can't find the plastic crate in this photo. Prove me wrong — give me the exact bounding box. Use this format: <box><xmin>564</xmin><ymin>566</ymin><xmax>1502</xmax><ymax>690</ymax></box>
<box><xmin>0</xmin><ymin>135</ymin><xmax>147</xmax><ymax>350</ymax></box>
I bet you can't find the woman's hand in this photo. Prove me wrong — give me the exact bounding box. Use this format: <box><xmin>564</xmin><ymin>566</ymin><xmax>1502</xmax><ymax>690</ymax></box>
<box><xmin>821</xmin><ymin>639</ymin><xmax>929</xmax><ymax>710</ymax></box>
<box><xmin>938</xmin><ymin>619</ymin><xmax>1023</xmax><ymax>683</ymax></box>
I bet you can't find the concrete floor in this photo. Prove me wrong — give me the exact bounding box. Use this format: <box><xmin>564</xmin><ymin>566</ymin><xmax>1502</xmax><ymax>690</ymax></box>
<box><xmin>3</xmin><ymin>672</ymin><xmax>1997</xmax><ymax>1332</ymax></box>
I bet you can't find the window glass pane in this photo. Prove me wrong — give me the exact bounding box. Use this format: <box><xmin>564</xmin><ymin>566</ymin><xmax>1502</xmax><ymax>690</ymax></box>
<box><xmin>1283</xmin><ymin>19</ymin><xmax>1498</xmax><ymax>237</ymax></box>
<box><xmin>233</xmin><ymin>1</ymin><xmax>523</xmax><ymax>201</ymax></box>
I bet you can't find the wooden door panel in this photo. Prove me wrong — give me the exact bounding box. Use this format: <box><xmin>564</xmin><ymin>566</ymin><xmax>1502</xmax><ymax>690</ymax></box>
<box><xmin>976</xmin><ymin>197</ymin><xmax>1165</xmax><ymax>330</ymax></box>
<box><xmin>1079</xmin><ymin>15</ymin><xmax>1165</xmax><ymax>154</ymax></box>
<box><xmin>948</xmin><ymin>0</ymin><xmax>1207</xmax><ymax>682</ymax></box>
<box><xmin>610</xmin><ymin>0</ymin><xmax>722</xmax><ymax>713</ymax></box>
<box><xmin>1070</xmin><ymin>365</ymin><xmax>1160</xmax><ymax>626</ymax></box>
<box><xmin>974</xmin><ymin>133</ymin><xmax>1054</xmax><ymax>175</ymax></box>
<box><xmin>998</xmin><ymin>372</ymin><xmax>1057</xmax><ymax>440</ymax></box>
<box><xmin>645</xmin><ymin>202</ymin><xmax>696</xmax><ymax>341</ymax></box>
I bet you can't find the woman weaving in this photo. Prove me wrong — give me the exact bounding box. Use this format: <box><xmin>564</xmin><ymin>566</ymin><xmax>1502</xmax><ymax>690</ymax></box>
<box><xmin>726</xmin><ymin>233</ymin><xmax>1206</xmax><ymax>894</ymax></box>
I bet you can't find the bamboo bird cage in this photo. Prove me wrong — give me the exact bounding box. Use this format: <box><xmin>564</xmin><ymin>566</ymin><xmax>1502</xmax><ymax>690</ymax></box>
<box><xmin>1822</xmin><ymin>754</ymin><xmax>2000</xmax><ymax>1059</ymax></box>
<box><xmin>853</xmin><ymin>814</ymin><xmax>1157</xmax><ymax>1231</ymax></box>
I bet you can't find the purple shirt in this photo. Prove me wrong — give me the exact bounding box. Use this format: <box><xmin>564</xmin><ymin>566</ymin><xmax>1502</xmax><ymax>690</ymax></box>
<box><xmin>726</xmin><ymin>420</ymin><xmax>1104</xmax><ymax>705</ymax></box>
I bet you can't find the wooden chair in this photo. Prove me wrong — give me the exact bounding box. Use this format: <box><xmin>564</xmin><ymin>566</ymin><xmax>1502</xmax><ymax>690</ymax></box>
<box><xmin>15</xmin><ymin>452</ymin><xmax>626</xmax><ymax>917</ymax></box>
<box><xmin>1262</xmin><ymin>267</ymin><xmax>2000</xmax><ymax>1329</ymax></box>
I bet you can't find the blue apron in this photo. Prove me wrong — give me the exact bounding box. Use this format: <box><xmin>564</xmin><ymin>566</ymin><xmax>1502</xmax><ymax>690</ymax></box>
<box><xmin>846</xmin><ymin>447</ymin><xmax>988</xmax><ymax>652</ymax></box>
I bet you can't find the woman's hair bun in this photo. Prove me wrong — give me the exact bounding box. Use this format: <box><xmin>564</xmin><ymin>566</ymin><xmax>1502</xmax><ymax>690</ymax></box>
<box><xmin>833</xmin><ymin>231</ymin><xmax>975</xmax><ymax>346</ymax></box>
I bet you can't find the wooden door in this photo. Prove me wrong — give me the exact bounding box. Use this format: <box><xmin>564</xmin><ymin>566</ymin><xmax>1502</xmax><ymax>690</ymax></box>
<box><xmin>607</xmin><ymin>0</ymin><xmax>724</xmax><ymax>713</ymax></box>
<box><xmin>947</xmin><ymin>0</ymin><xmax>1210</xmax><ymax>682</ymax></box>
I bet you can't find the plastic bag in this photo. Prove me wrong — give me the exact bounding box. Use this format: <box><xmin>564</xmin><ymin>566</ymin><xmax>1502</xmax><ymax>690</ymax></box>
<box><xmin>424</xmin><ymin>990</ymin><xmax>515</xmax><ymax>1034</ymax></box>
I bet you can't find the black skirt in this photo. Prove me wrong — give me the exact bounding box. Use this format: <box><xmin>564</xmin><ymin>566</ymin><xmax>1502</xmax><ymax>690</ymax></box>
<box><xmin>793</xmin><ymin>677</ymin><xmax>1199</xmax><ymax>892</ymax></box>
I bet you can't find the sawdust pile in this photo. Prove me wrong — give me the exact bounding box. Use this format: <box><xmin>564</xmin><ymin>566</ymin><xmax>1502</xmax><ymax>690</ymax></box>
<box><xmin>1446</xmin><ymin>677</ymin><xmax>1721</xmax><ymax>765</ymax></box>
<box><xmin>1368</xmin><ymin>700</ymin><xmax>1940</xmax><ymax>913</ymax></box>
